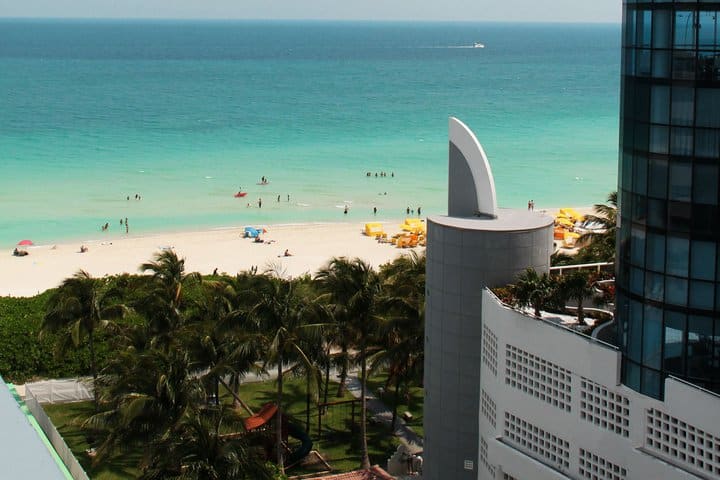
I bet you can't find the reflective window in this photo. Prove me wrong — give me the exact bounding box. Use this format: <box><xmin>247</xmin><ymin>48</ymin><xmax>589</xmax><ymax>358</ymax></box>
<box><xmin>647</xmin><ymin>198</ymin><xmax>667</xmax><ymax>229</ymax></box>
<box><xmin>652</xmin><ymin>50</ymin><xmax>672</xmax><ymax>78</ymax></box>
<box><xmin>693</xmin><ymin>164</ymin><xmax>719</xmax><ymax>204</ymax></box>
<box><xmin>695</xmin><ymin>129</ymin><xmax>720</xmax><ymax>158</ymax></box>
<box><xmin>653</xmin><ymin>9</ymin><xmax>672</xmax><ymax>48</ymax></box>
<box><xmin>629</xmin><ymin>301</ymin><xmax>644</xmax><ymax>362</ymax></box>
<box><xmin>697</xmin><ymin>51</ymin><xmax>720</xmax><ymax>81</ymax></box>
<box><xmin>668</xmin><ymin>162</ymin><xmax>692</xmax><ymax>200</ymax></box>
<box><xmin>633</xmin><ymin>155</ymin><xmax>648</xmax><ymax>195</ymax></box>
<box><xmin>650</xmin><ymin>126</ymin><xmax>669</xmax><ymax>153</ymax></box>
<box><xmin>650</xmin><ymin>85</ymin><xmax>670</xmax><ymax>124</ymax></box>
<box><xmin>696</xmin><ymin>89</ymin><xmax>720</xmax><ymax>128</ymax></box>
<box><xmin>691</xmin><ymin>240</ymin><xmax>716</xmax><ymax>280</ymax></box>
<box><xmin>665</xmin><ymin>276</ymin><xmax>688</xmax><ymax>305</ymax></box>
<box><xmin>671</xmin><ymin>87</ymin><xmax>695</xmax><ymax>126</ymax></box>
<box><xmin>698</xmin><ymin>11</ymin><xmax>719</xmax><ymax>48</ymax></box>
<box><xmin>638</xmin><ymin>10</ymin><xmax>653</xmax><ymax>48</ymax></box>
<box><xmin>690</xmin><ymin>281</ymin><xmax>715</xmax><ymax>309</ymax></box>
<box><xmin>687</xmin><ymin>315</ymin><xmax>714</xmax><ymax>380</ymax></box>
<box><xmin>631</xmin><ymin>266</ymin><xmax>645</xmax><ymax>294</ymax></box>
<box><xmin>664</xmin><ymin>312</ymin><xmax>686</xmax><ymax>375</ymax></box>
<box><xmin>647</xmin><ymin>233</ymin><xmax>666</xmax><ymax>272</ymax></box>
<box><xmin>674</xmin><ymin>11</ymin><xmax>696</xmax><ymax>49</ymax></box>
<box><xmin>670</xmin><ymin>127</ymin><xmax>693</xmax><ymax>156</ymax></box>
<box><xmin>631</xmin><ymin>227</ymin><xmax>646</xmax><ymax>266</ymax></box>
<box><xmin>667</xmin><ymin>236</ymin><xmax>689</xmax><ymax>276</ymax></box>
<box><xmin>645</xmin><ymin>271</ymin><xmax>665</xmax><ymax>302</ymax></box>
<box><xmin>668</xmin><ymin>201</ymin><xmax>691</xmax><ymax>232</ymax></box>
<box><xmin>673</xmin><ymin>50</ymin><xmax>696</xmax><ymax>80</ymax></box>
<box><xmin>648</xmin><ymin>158</ymin><xmax>668</xmax><ymax>198</ymax></box>
<box><xmin>641</xmin><ymin>367</ymin><xmax>662</xmax><ymax>399</ymax></box>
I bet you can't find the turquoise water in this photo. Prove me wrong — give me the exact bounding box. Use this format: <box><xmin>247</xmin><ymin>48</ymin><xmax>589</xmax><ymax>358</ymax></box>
<box><xmin>0</xmin><ymin>20</ymin><xmax>620</xmax><ymax>247</ymax></box>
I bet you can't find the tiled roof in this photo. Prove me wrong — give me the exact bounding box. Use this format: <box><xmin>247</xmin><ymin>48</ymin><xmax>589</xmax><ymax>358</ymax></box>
<box><xmin>302</xmin><ymin>465</ymin><xmax>394</xmax><ymax>480</ymax></box>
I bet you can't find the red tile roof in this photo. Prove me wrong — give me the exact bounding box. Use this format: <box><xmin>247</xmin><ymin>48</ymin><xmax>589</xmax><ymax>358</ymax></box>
<box><xmin>301</xmin><ymin>465</ymin><xmax>394</xmax><ymax>480</ymax></box>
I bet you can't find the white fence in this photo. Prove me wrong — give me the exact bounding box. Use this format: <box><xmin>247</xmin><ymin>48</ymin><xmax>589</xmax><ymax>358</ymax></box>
<box><xmin>24</xmin><ymin>380</ymin><xmax>92</xmax><ymax>480</ymax></box>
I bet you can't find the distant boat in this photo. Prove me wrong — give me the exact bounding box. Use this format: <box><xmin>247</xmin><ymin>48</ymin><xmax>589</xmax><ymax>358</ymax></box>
<box><xmin>474</xmin><ymin>42</ymin><xmax>485</xmax><ymax>49</ymax></box>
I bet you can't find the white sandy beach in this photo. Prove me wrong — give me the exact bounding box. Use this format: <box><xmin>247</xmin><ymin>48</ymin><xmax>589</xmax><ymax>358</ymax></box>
<box><xmin>1</xmin><ymin>221</ymin><xmax>425</xmax><ymax>297</ymax></box>
<box><xmin>0</xmin><ymin>206</ymin><xmax>596</xmax><ymax>297</ymax></box>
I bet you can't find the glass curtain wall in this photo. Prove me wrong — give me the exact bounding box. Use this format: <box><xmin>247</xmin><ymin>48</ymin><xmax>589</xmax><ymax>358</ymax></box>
<box><xmin>618</xmin><ymin>0</ymin><xmax>720</xmax><ymax>399</ymax></box>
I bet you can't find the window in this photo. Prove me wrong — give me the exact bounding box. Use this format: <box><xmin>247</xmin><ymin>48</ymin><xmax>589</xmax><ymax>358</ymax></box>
<box><xmin>666</xmin><ymin>236</ymin><xmax>689</xmax><ymax>276</ymax></box>
<box><xmin>672</xmin><ymin>128</ymin><xmax>694</xmax><ymax>156</ymax></box>
<box><xmin>696</xmin><ymin>89</ymin><xmax>720</xmax><ymax>128</ymax></box>
<box><xmin>647</xmin><ymin>233</ymin><xmax>666</xmax><ymax>272</ymax></box>
<box><xmin>698</xmin><ymin>11</ymin><xmax>719</xmax><ymax>48</ymax></box>
<box><xmin>648</xmin><ymin>158</ymin><xmax>668</xmax><ymax>198</ymax></box>
<box><xmin>664</xmin><ymin>312</ymin><xmax>686</xmax><ymax>375</ymax></box>
<box><xmin>674</xmin><ymin>11</ymin><xmax>696</xmax><ymax>49</ymax></box>
<box><xmin>651</xmin><ymin>85</ymin><xmax>670</xmax><ymax>124</ymax></box>
<box><xmin>643</xmin><ymin>305</ymin><xmax>663</xmax><ymax>369</ymax></box>
<box><xmin>691</xmin><ymin>240</ymin><xmax>716</xmax><ymax>280</ymax></box>
<box><xmin>653</xmin><ymin>9</ymin><xmax>672</xmax><ymax>48</ymax></box>
<box><xmin>671</xmin><ymin>88</ymin><xmax>695</xmax><ymax>126</ymax></box>
<box><xmin>665</xmin><ymin>276</ymin><xmax>688</xmax><ymax>306</ymax></box>
<box><xmin>693</xmin><ymin>164</ymin><xmax>718</xmax><ymax>204</ymax></box>
<box><xmin>669</xmin><ymin>162</ymin><xmax>692</xmax><ymax>200</ymax></box>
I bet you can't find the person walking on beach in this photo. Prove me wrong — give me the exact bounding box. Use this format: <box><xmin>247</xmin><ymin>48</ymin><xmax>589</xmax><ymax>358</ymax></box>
<box><xmin>530</xmin><ymin>200</ymin><xmax>535</xmax><ymax>211</ymax></box>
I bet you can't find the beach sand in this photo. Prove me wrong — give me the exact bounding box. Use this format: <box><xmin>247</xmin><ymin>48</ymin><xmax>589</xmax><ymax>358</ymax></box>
<box><xmin>0</xmin><ymin>221</ymin><xmax>425</xmax><ymax>297</ymax></box>
<box><xmin>0</xmin><ymin>206</ymin><xmax>597</xmax><ymax>297</ymax></box>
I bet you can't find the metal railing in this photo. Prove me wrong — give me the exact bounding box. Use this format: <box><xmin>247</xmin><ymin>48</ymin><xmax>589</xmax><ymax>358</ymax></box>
<box><xmin>24</xmin><ymin>387</ymin><xmax>90</xmax><ymax>480</ymax></box>
<box><xmin>550</xmin><ymin>261</ymin><xmax>614</xmax><ymax>276</ymax></box>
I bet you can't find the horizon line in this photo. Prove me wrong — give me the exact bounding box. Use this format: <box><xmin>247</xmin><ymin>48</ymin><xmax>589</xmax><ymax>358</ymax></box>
<box><xmin>0</xmin><ymin>16</ymin><xmax>621</xmax><ymax>25</ymax></box>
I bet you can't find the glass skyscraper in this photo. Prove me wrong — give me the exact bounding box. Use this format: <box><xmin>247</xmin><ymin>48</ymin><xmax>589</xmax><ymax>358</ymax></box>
<box><xmin>618</xmin><ymin>1</ymin><xmax>720</xmax><ymax>398</ymax></box>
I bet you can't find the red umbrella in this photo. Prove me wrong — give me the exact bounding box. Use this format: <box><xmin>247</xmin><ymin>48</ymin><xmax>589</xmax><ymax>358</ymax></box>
<box><xmin>17</xmin><ymin>240</ymin><xmax>34</xmax><ymax>246</ymax></box>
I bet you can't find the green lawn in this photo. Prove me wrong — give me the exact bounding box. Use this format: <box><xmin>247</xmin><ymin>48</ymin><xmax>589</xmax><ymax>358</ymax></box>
<box><xmin>366</xmin><ymin>373</ymin><xmax>424</xmax><ymax>438</ymax></box>
<box><xmin>43</xmin><ymin>402</ymin><xmax>141</xmax><ymax>480</ymax></box>
<box><xmin>44</xmin><ymin>377</ymin><xmax>400</xmax><ymax>479</ymax></box>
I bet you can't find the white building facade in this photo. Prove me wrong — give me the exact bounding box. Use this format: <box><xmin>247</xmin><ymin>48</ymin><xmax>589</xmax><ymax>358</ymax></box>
<box><xmin>477</xmin><ymin>290</ymin><xmax>720</xmax><ymax>480</ymax></box>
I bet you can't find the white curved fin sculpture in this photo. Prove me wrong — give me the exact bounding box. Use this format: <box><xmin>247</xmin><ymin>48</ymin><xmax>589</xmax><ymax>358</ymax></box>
<box><xmin>448</xmin><ymin>117</ymin><xmax>498</xmax><ymax>218</ymax></box>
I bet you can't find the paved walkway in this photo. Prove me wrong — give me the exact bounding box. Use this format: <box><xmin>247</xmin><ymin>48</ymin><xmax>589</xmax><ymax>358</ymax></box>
<box><xmin>344</xmin><ymin>375</ymin><xmax>423</xmax><ymax>454</ymax></box>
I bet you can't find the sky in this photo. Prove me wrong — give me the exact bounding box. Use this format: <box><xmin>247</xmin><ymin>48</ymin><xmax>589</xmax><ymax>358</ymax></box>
<box><xmin>0</xmin><ymin>0</ymin><xmax>621</xmax><ymax>24</ymax></box>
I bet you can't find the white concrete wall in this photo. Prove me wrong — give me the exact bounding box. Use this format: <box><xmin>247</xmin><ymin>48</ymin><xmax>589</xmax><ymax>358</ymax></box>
<box><xmin>478</xmin><ymin>290</ymin><xmax>720</xmax><ymax>480</ymax></box>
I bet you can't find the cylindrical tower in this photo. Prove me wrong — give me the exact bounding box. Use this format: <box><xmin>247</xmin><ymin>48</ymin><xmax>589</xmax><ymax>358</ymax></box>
<box><xmin>617</xmin><ymin>1</ymin><xmax>720</xmax><ymax>399</ymax></box>
<box><xmin>423</xmin><ymin>118</ymin><xmax>553</xmax><ymax>479</ymax></box>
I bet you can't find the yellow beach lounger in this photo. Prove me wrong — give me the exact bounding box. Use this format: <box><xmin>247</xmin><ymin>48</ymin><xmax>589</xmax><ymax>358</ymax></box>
<box><xmin>364</xmin><ymin>222</ymin><xmax>385</xmax><ymax>236</ymax></box>
<box><xmin>559</xmin><ymin>208</ymin><xmax>584</xmax><ymax>222</ymax></box>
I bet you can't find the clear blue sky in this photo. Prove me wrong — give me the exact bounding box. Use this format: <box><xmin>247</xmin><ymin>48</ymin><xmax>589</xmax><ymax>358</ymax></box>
<box><xmin>0</xmin><ymin>0</ymin><xmax>620</xmax><ymax>23</ymax></box>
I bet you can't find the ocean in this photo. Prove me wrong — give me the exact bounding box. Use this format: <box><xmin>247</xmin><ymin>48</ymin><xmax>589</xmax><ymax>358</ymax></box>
<box><xmin>0</xmin><ymin>20</ymin><xmax>620</xmax><ymax>248</ymax></box>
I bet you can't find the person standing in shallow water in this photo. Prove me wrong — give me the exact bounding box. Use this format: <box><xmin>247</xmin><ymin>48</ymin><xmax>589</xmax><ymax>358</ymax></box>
<box><xmin>258</xmin><ymin>198</ymin><xmax>263</xmax><ymax>208</ymax></box>
<box><xmin>344</xmin><ymin>205</ymin><xmax>348</xmax><ymax>215</ymax></box>
<box><xmin>418</xmin><ymin>206</ymin><xmax>422</xmax><ymax>215</ymax></box>
<box><xmin>373</xmin><ymin>206</ymin><xmax>377</xmax><ymax>215</ymax></box>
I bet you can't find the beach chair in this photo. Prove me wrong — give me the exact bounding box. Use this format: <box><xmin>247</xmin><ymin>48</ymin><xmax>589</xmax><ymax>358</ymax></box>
<box><xmin>559</xmin><ymin>208</ymin><xmax>584</xmax><ymax>223</ymax></box>
<box><xmin>364</xmin><ymin>222</ymin><xmax>385</xmax><ymax>237</ymax></box>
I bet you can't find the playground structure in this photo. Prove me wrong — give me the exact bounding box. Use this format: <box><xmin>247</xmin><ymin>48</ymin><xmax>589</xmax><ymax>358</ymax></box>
<box><xmin>243</xmin><ymin>402</ymin><xmax>314</xmax><ymax>467</ymax></box>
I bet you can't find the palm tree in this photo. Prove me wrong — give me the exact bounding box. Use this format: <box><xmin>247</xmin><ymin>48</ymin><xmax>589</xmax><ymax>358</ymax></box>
<box><xmin>373</xmin><ymin>252</ymin><xmax>425</xmax><ymax>429</ymax></box>
<box><xmin>42</xmin><ymin>270</ymin><xmax>126</xmax><ymax>408</ymax></box>
<box><xmin>579</xmin><ymin>191</ymin><xmax>617</xmax><ymax>261</ymax></box>
<box><xmin>135</xmin><ymin>250</ymin><xmax>202</xmax><ymax>350</ymax></box>
<box><xmin>86</xmin><ymin>348</ymin><xmax>205</xmax><ymax>464</ymax></box>
<box><xmin>248</xmin><ymin>274</ymin><xmax>322</xmax><ymax>474</ymax></box>
<box><xmin>140</xmin><ymin>405</ymin><xmax>272</xmax><ymax>480</ymax></box>
<box><xmin>561</xmin><ymin>270</ymin><xmax>594</xmax><ymax>325</ymax></box>
<box><xmin>315</xmin><ymin>257</ymin><xmax>381</xmax><ymax>469</ymax></box>
<box><xmin>511</xmin><ymin>268</ymin><xmax>553</xmax><ymax>317</ymax></box>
